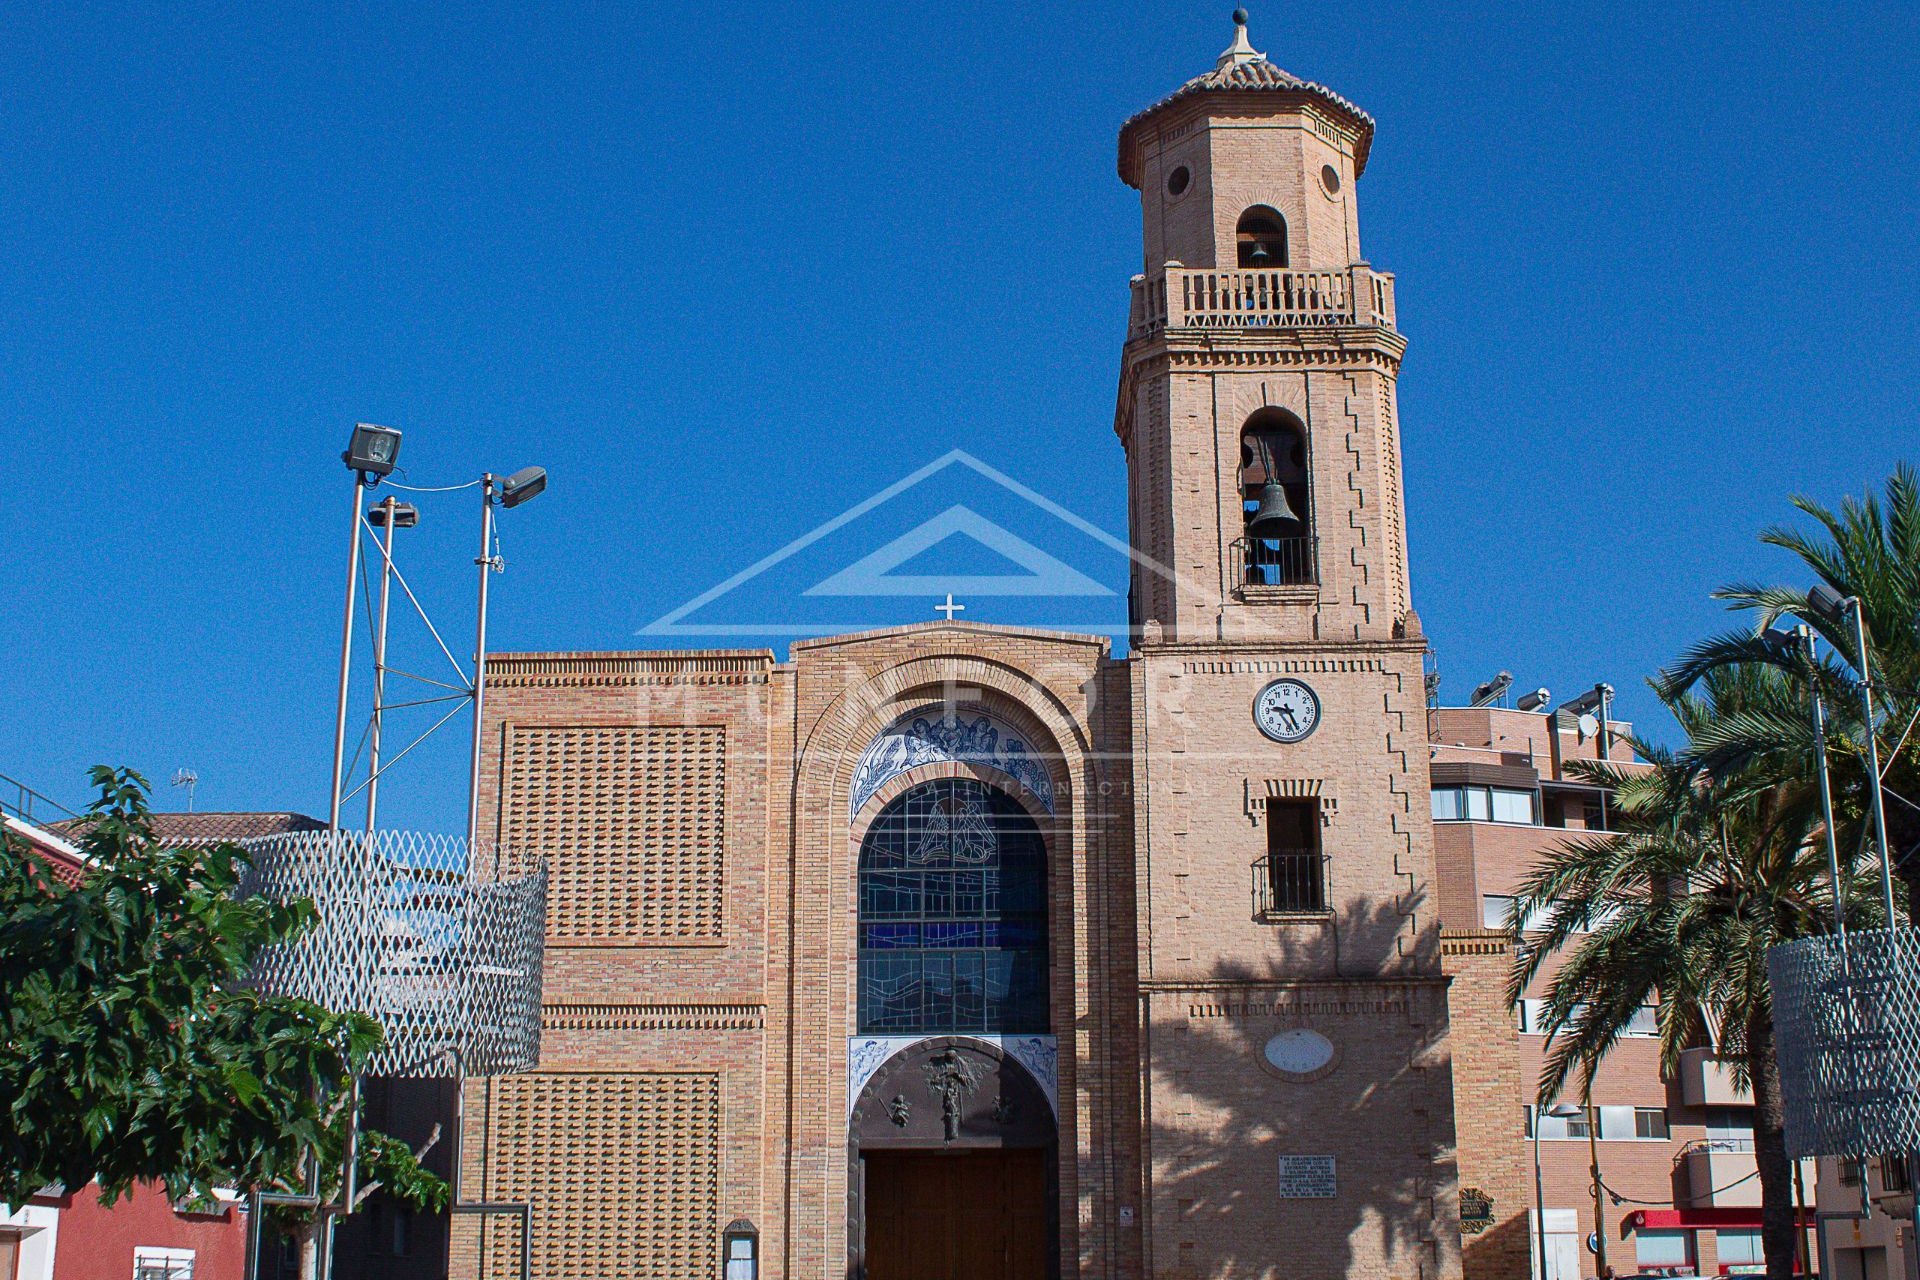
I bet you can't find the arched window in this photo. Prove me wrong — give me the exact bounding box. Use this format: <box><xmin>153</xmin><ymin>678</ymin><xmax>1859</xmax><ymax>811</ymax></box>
<box><xmin>1236</xmin><ymin>206</ymin><xmax>1289</xmax><ymax>269</ymax></box>
<box><xmin>1239</xmin><ymin>410</ymin><xmax>1313</xmax><ymax>585</ymax></box>
<box><xmin>857</xmin><ymin>778</ymin><xmax>1049</xmax><ymax>1035</ymax></box>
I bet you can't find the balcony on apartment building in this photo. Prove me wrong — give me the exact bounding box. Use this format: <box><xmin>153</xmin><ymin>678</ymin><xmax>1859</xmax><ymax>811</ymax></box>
<box><xmin>1679</xmin><ymin>1046</ymin><xmax>1750</xmax><ymax>1107</ymax></box>
<box><xmin>1673</xmin><ymin>1050</ymin><xmax>1819</xmax><ymax>1206</ymax></box>
<box><xmin>1680</xmin><ymin>1143</ymin><xmax>1818</xmax><ymax>1210</ymax></box>
<box><xmin>1126</xmin><ymin>263</ymin><xmax>1398</xmax><ymax>341</ymax></box>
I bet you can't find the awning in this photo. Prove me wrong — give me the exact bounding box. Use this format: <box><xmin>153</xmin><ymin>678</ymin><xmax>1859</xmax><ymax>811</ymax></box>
<box><xmin>1627</xmin><ymin>1208</ymin><xmax>1814</xmax><ymax>1231</ymax></box>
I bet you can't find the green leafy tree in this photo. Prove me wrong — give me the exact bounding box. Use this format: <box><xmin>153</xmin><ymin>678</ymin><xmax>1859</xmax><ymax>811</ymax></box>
<box><xmin>1662</xmin><ymin>464</ymin><xmax>1920</xmax><ymax>918</ymax></box>
<box><xmin>1507</xmin><ymin>666</ymin><xmax>1883</xmax><ymax>1280</ymax></box>
<box><xmin>0</xmin><ymin>767</ymin><xmax>446</xmax><ymax>1279</ymax></box>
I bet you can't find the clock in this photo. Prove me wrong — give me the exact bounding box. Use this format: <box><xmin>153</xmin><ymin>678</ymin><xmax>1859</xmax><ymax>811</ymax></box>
<box><xmin>1253</xmin><ymin>678</ymin><xmax>1321</xmax><ymax>743</ymax></box>
<box><xmin>1263</xmin><ymin>1029</ymin><xmax>1338</xmax><ymax>1080</ymax></box>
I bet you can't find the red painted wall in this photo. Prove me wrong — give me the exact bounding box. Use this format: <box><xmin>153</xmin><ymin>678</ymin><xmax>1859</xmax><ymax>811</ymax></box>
<box><xmin>41</xmin><ymin>1182</ymin><xmax>248</xmax><ymax>1280</ymax></box>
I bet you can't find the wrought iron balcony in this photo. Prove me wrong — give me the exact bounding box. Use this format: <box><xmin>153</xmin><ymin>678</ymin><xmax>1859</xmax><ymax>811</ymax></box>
<box><xmin>1231</xmin><ymin>535</ymin><xmax>1318</xmax><ymax>590</ymax></box>
<box><xmin>1129</xmin><ymin>263</ymin><xmax>1397</xmax><ymax>340</ymax></box>
<box><xmin>1253</xmin><ymin>850</ymin><xmax>1328</xmax><ymax>917</ymax></box>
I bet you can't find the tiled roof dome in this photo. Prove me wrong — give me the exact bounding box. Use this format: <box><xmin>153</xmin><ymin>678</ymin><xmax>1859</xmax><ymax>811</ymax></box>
<box><xmin>1118</xmin><ymin>11</ymin><xmax>1375</xmax><ymax>186</ymax></box>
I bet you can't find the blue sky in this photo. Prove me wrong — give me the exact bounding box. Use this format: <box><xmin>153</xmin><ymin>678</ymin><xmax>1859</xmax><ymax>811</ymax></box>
<box><xmin>3</xmin><ymin>1</ymin><xmax>1916</xmax><ymax>834</ymax></box>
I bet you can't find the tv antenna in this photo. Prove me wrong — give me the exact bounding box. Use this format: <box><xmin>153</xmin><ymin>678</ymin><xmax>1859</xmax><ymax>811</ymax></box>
<box><xmin>170</xmin><ymin>767</ymin><xmax>200</xmax><ymax>812</ymax></box>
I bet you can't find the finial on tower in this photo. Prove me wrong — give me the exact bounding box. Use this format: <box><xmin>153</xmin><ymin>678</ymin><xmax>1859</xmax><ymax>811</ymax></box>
<box><xmin>1218</xmin><ymin>8</ymin><xmax>1263</xmax><ymax>68</ymax></box>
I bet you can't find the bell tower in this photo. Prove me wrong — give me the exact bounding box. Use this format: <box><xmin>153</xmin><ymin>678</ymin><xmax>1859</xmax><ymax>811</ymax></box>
<box><xmin>1117</xmin><ymin>8</ymin><xmax>1409</xmax><ymax>644</ymax></box>
<box><xmin>1117</xmin><ymin>14</ymin><xmax>1459</xmax><ymax>1280</ymax></box>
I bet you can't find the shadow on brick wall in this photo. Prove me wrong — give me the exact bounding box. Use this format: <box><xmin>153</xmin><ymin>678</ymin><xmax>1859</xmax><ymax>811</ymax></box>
<box><xmin>1144</xmin><ymin>893</ymin><xmax>1457</xmax><ymax>1279</ymax></box>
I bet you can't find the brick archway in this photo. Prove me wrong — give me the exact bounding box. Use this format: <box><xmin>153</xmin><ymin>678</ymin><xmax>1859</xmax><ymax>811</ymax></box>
<box><xmin>785</xmin><ymin>639</ymin><xmax>1105</xmax><ymax>1280</ymax></box>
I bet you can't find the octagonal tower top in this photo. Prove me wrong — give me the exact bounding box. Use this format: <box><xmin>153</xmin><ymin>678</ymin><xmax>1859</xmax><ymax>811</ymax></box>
<box><xmin>1117</xmin><ymin>10</ymin><xmax>1375</xmax><ymax>188</ymax></box>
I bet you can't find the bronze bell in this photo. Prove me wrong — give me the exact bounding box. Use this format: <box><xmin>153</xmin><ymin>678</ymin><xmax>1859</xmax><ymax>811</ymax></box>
<box><xmin>1245</xmin><ymin>483</ymin><xmax>1301</xmax><ymax>539</ymax></box>
<box><xmin>1247</xmin><ymin>239</ymin><xmax>1273</xmax><ymax>265</ymax></box>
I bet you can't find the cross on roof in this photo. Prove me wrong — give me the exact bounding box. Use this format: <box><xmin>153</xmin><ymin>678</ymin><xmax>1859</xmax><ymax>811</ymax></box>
<box><xmin>935</xmin><ymin>594</ymin><xmax>965</xmax><ymax>622</ymax></box>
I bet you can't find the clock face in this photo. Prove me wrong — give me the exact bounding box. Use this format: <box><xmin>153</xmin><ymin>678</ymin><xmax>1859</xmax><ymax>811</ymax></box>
<box><xmin>1253</xmin><ymin>678</ymin><xmax>1321</xmax><ymax>743</ymax></box>
<box><xmin>1264</xmin><ymin>1029</ymin><xmax>1337</xmax><ymax>1077</ymax></box>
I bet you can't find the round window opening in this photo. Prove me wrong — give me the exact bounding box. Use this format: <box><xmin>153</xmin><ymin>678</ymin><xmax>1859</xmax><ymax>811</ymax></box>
<box><xmin>1320</xmin><ymin>164</ymin><xmax>1342</xmax><ymax>196</ymax></box>
<box><xmin>1167</xmin><ymin>165</ymin><xmax>1191</xmax><ymax>197</ymax></box>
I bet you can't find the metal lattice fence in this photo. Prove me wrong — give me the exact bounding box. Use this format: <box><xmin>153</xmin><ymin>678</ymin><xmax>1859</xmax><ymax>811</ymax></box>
<box><xmin>238</xmin><ymin>829</ymin><xmax>546</xmax><ymax>1077</ymax></box>
<box><xmin>1769</xmin><ymin>927</ymin><xmax>1920</xmax><ymax>1157</ymax></box>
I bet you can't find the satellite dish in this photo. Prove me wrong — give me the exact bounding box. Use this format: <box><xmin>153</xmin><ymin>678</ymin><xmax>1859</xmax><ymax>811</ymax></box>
<box><xmin>1577</xmin><ymin>712</ymin><xmax>1600</xmax><ymax>739</ymax></box>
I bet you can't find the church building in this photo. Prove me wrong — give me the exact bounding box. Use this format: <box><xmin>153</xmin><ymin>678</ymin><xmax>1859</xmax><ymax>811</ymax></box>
<box><xmin>452</xmin><ymin>14</ymin><xmax>1463</xmax><ymax>1279</ymax></box>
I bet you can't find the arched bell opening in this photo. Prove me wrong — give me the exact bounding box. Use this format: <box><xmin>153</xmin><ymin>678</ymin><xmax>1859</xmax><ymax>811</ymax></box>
<box><xmin>1238</xmin><ymin>408</ymin><xmax>1315</xmax><ymax>586</ymax></box>
<box><xmin>1236</xmin><ymin>205</ymin><xmax>1289</xmax><ymax>269</ymax></box>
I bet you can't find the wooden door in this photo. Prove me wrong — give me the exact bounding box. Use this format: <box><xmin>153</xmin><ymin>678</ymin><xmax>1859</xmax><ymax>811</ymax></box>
<box><xmin>864</xmin><ymin>1148</ymin><xmax>1049</xmax><ymax>1280</ymax></box>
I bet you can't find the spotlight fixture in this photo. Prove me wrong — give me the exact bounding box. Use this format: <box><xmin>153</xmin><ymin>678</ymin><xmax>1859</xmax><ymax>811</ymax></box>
<box><xmin>343</xmin><ymin>423</ymin><xmax>402</xmax><ymax>481</ymax></box>
<box><xmin>1805</xmin><ymin>582</ymin><xmax>1852</xmax><ymax>625</ymax></box>
<box><xmin>367</xmin><ymin>501</ymin><xmax>419</xmax><ymax>529</ymax></box>
<box><xmin>499</xmin><ymin>466</ymin><xmax>548</xmax><ymax>509</ymax></box>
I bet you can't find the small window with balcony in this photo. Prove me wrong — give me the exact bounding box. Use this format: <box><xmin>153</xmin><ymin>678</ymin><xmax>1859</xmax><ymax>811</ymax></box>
<box><xmin>1259</xmin><ymin>799</ymin><xmax>1326</xmax><ymax>915</ymax></box>
<box><xmin>1238</xmin><ymin>411</ymin><xmax>1313</xmax><ymax>587</ymax></box>
<box><xmin>1236</xmin><ymin>206</ymin><xmax>1288</xmax><ymax>268</ymax></box>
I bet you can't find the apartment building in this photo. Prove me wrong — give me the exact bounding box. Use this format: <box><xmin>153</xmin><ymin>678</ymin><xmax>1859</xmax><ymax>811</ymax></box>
<box><xmin>1432</xmin><ymin>695</ymin><xmax>1816</xmax><ymax>1279</ymax></box>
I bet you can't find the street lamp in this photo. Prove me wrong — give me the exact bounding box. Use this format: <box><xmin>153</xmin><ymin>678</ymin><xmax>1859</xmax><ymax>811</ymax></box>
<box><xmin>330</xmin><ymin>425</ymin><xmax>405</xmax><ymax>831</ymax></box>
<box><xmin>466</xmin><ymin>467</ymin><xmax>549</xmax><ymax>848</ymax></box>
<box><xmin>500</xmin><ymin>465</ymin><xmax>548</xmax><ymax>509</ymax></box>
<box><xmin>1534</xmin><ymin>1101</ymin><xmax>1584</xmax><ymax>1280</ymax></box>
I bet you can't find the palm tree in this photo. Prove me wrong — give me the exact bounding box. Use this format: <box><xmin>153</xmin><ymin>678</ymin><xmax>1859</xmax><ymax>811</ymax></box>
<box><xmin>1661</xmin><ymin>464</ymin><xmax>1920</xmax><ymax>919</ymax></box>
<box><xmin>1507</xmin><ymin>665</ymin><xmax>1884</xmax><ymax>1280</ymax></box>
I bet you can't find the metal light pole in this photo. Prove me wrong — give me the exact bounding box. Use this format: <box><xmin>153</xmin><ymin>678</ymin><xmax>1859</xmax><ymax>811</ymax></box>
<box><xmin>465</xmin><ymin>466</ymin><xmax>545</xmax><ymax>853</ymax></box>
<box><xmin>1586</xmin><ymin>1093</ymin><xmax>1608</xmax><ymax>1279</ymax></box>
<box><xmin>328</xmin><ymin>471</ymin><xmax>366</xmax><ymax>833</ymax></box>
<box><xmin>1847</xmin><ymin>597</ymin><xmax>1897</xmax><ymax>926</ymax></box>
<box><xmin>1795</xmin><ymin>625</ymin><xmax>1850</xmax><ymax>940</ymax></box>
<box><xmin>1533</xmin><ymin>1102</ymin><xmax>1584</xmax><ymax>1280</ymax></box>
<box><xmin>330</xmin><ymin>424</ymin><xmax>403</xmax><ymax>832</ymax></box>
<box><xmin>1808</xmin><ymin>584</ymin><xmax>1897</xmax><ymax>922</ymax></box>
<box><xmin>467</xmin><ymin>474</ymin><xmax>498</xmax><ymax>850</ymax></box>
<box><xmin>1807</xmin><ymin>583</ymin><xmax>1917</xmax><ymax>1263</ymax></box>
<box><xmin>364</xmin><ymin>498</ymin><xmax>417</xmax><ymax>833</ymax></box>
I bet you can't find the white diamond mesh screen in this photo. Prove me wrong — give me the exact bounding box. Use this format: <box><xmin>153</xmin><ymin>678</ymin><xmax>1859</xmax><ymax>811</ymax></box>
<box><xmin>239</xmin><ymin>830</ymin><xmax>547</xmax><ymax>1077</ymax></box>
<box><xmin>1769</xmin><ymin>927</ymin><xmax>1920</xmax><ymax>1157</ymax></box>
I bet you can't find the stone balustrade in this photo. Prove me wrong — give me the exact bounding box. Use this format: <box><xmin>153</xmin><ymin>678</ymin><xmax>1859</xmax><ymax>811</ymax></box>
<box><xmin>1129</xmin><ymin>262</ymin><xmax>1397</xmax><ymax>339</ymax></box>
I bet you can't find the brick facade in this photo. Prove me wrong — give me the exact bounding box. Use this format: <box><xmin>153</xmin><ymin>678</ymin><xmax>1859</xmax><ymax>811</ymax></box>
<box><xmin>449</xmin><ymin>17</ymin><xmax>1464</xmax><ymax>1280</ymax></box>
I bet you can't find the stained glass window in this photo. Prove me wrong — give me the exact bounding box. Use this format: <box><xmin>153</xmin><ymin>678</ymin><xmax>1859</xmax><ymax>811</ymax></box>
<box><xmin>857</xmin><ymin>779</ymin><xmax>1049</xmax><ymax>1034</ymax></box>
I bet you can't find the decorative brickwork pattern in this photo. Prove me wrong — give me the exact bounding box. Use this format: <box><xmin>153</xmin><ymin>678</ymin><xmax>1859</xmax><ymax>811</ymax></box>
<box><xmin>482</xmin><ymin>1073</ymin><xmax>721</xmax><ymax>1280</ymax></box>
<box><xmin>503</xmin><ymin>725</ymin><xmax>726</xmax><ymax>941</ymax></box>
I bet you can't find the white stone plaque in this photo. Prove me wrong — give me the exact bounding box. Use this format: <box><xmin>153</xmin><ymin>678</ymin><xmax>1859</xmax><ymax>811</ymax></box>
<box><xmin>1277</xmin><ymin>1154</ymin><xmax>1336</xmax><ymax>1199</ymax></box>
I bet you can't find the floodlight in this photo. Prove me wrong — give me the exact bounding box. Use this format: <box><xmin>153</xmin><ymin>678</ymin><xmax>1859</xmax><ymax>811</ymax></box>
<box><xmin>367</xmin><ymin>501</ymin><xmax>419</xmax><ymax>529</ymax></box>
<box><xmin>1806</xmin><ymin>583</ymin><xmax>1851</xmax><ymax>625</ymax></box>
<box><xmin>500</xmin><ymin>466</ymin><xmax>548</xmax><ymax>508</ymax></box>
<box><xmin>343</xmin><ymin>423</ymin><xmax>402</xmax><ymax>479</ymax></box>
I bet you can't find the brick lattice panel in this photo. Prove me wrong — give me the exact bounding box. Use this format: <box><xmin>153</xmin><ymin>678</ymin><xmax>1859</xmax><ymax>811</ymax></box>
<box><xmin>482</xmin><ymin>1073</ymin><xmax>721</xmax><ymax>1279</ymax></box>
<box><xmin>503</xmin><ymin>725</ymin><xmax>726</xmax><ymax>940</ymax></box>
